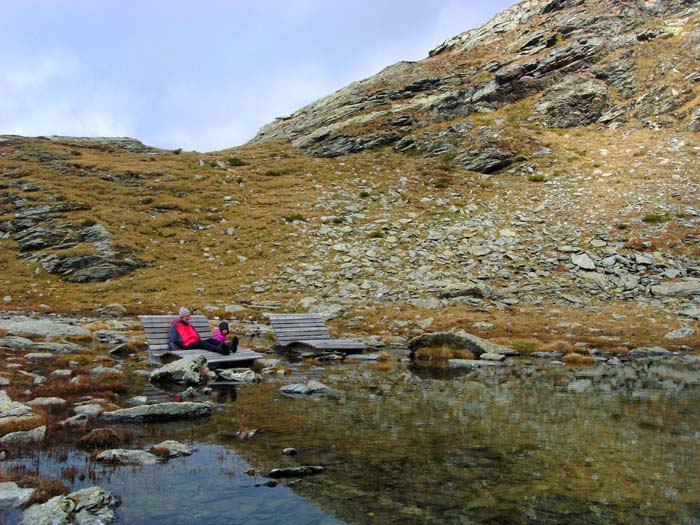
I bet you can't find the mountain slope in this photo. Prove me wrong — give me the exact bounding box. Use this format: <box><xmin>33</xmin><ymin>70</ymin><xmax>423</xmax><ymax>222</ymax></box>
<box><xmin>1</xmin><ymin>0</ymin><xmax>699</xmax><ymax>351</ymax></box>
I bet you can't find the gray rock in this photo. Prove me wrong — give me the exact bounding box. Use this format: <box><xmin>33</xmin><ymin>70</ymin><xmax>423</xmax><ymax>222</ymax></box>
<box><xmin>0</xmin><ymin>390</ymin><xmax>33</xmax><ymax>418</ymax></box>
<box><xmin>448</xmin><ymin>359</ymin><xmax>503</xmax><ymax>369</ymax></box>
<box><xmin>21</xmin><ymin>485</ymin><xmax>119</xmax><ymax>525</ymax></box>
<box><xmin>280</xmin><ymin>380</ymin><xmax>332</xmax><ymax>396</ymax></box>
<box><xmin>567</xmin><ymin>379</ymin><xmax>592</xmax><ymax>393</ymax></box>
<box><xmin>27</xmin><ymin>397</ymin><xmax>66</xmax><ymax>407</ymax></box>
<box><xmin>74</xmin><ymin>404</ymin><xmax>105</xmax><ymax>417</ymax></box>
<box><xmin>0</xmin><ymin>482</ymin><xmax>34</xmax><ymax>509</ymax></box>
<box><xmin>408</xmin><ymin>330</ymin><xmax>518</xmax><ymax>357</ymax></box>
<box><xmin>628</xmin><ymin>347</ymin><xmax>672</xmax><ymax>359</ymax></box>
<box><xmin>535</xmin><ymin>75</ymin><xmax>612</xmax><ymax>128</ymax></box>
<box><xmin>216</xmin><ymin>369</ymin><xmax>259</xmax><ymax>383</ymax></box>
<box><xmin>94</xmin><ymin>330</ymin><xmax>127</xmax><ymax>345</ymax></box>
<box><xmin>531</xmin><ymin>351</ymin><xmax>564</xmax><ymax>359</ymax></box>
<box><xmin>25</xmin><ymin>352</ymin><xmax>54</xmax><ymax>360</ymax></box>
<box><xmin>0</xmin><ymin>425</ymin><xmax>46</xmax><ymax>446</ymax></box>
<box><xmin>0</xmin><ymin>316</ymin><xmax>91</xmax><ymax>337</ymax></box>
<box><xmin>439</xmin><ymin>280</ymin><xmax>490</xmax><ymax>298</ymax></box>
<box><xmin>150</xmin><ymin>354</ymin><xmax>209</xmax><ymax>385</ymax></box>
<box><xmin>664</xmin><ymin>327</ymin><xmax>695</xmax><ymax>339</ymax></box>
<box><xmin>571</xmin><ymin>253</ymin><xmax>596</xmax><ymax>271</ymax></box>
<box><xmin>95</xmin><ymin>449</ymin><xmax>160</xmax><ymax>465</ymax></box>
<box><xmin>650</xmin><ymin>278</ymin><xmax>700</xmax><ymax>297</ymax></box>
<box><xmin>99</xmin><ymin>402</ymin><xmax>212</xmax><ymax>423</ymax></box>
<box><xmin>150</xmin><ymin>440</ymin><xmax>195</xmax><ymax>458</ymax></box>
<box><xmin>480</xmin><ymin>352</ymin><xmax>506</xmax><ymax>362</ymax></box>
<box><xmin>89</xmin><ymin>366</ymin><xmax>123</xmax><ymax>379</ymax></box>
<box><xmin>0</xmin><ymin>336</ymin><xmax>84</xmax><ymax>354</ymax></box>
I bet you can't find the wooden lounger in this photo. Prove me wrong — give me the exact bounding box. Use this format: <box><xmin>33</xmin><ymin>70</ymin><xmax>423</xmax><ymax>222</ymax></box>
<box><xmin>266</xmin><ymin>313</ymin><xmax>367</xmax><ymax>353</ymax></box>
<box><xmin>138</xmin><ymin>314</ymin><xmax>264</xmax><ymax>367</ymax></box>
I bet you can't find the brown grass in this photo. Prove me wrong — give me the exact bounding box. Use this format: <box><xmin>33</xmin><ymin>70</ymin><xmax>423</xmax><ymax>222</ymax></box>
<box><xmin>17</xmin><ymin>474</ymin><xmax>69</xmax><ymax>507</ymax></box>
<box><xmin>368</xmin><ymin>362</ymin><xmax>393</xmax><ymax>372</ymax></box>
<box><xmin>562</xmin><ymin>353</ymin><xmax>597</xmax><ymax>365</ymax></box>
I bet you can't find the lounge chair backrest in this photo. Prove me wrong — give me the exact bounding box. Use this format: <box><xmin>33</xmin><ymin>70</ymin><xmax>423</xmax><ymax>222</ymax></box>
<box><xmin>266</xmin><ymin>313</ymin><xmax>331</xmax><ymax>346</ymax></box>
<box><xmin>138</xmin><ymin>314</ymin><xmax>211</xmax><ymax>353</ymax></box>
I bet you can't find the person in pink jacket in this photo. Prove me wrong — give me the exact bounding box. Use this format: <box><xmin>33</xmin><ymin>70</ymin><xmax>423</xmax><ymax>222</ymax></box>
<box><xmin>213</xmin><ymin>321</ymin><xmax>238</xmax><ymax>353</ymax></box>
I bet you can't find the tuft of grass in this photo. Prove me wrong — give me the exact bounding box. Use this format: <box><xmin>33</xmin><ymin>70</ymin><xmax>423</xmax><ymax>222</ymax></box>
<box><xmin>642</xmin><ymin>213</ymin><xmax>667</xmax><ymax>224</ymax></box>
<box><xmin>617</xmin><ymin>223</ymin><xmax>629</xmax><ymax>230</ymax></box>
<box><xmin>283</xmin><ymin>213</ymin><xmax>305</xmax><ymax>223</ymax></box>
<box><xmin>228</xmin><ymin>157</ymin><xmax>247</xmax><ymax>166</ymax></box>
<box><xmin>265</xmin><ymin>169</ymin><xmax>282</xmax><ymax>176</ymax></box>
<box><xmin>173</xmin><ymin>148</ymin><xmax>182</xmax><ymax>155</ymax></box>
<box><xmin>359</xmin><ymin>190</ymin><xmax>371</xmax><ymax>198</ymax></box>
<box><xmin>562</xmin><ymin>353</ymin><xmax>597</xmax><ymax>365</ymax></box>
<box><xmin>434</xmin><ymin>178</ymin><xmax>450</xmax><ymax>188</ymax></box>
<box><xmin>528</xmin><ymin>174</ymin><xmax>546</xmax><ymax>182</ymax></box>
<box><xmin>368</xmin><ymin>230</ymin><xmax>384</xmax><ymax>239</ymax></box>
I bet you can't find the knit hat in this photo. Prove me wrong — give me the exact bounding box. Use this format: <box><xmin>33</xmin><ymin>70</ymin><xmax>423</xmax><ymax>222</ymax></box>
<box><xmin>178</xmin><ymin>307</ymin><xmax>191</xmax><ymax>318</ymax></box>
<box><xmin>219</xmin><ymin>321</ymin><xmax>229</xmax><ymax>332</ymax></box>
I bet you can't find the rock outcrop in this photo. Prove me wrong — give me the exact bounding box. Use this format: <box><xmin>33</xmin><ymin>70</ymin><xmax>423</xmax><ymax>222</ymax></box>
<box><xmin>250</xmin><ymin>0</ymin><xmax>700</xmax><ymax>172</ymax></box>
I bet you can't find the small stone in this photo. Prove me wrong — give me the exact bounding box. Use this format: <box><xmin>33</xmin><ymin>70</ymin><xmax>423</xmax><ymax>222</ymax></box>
<box><xmin>664</xmin><ymin>327</ymin><xmax>694</xmax><ymax>339</ymax></box>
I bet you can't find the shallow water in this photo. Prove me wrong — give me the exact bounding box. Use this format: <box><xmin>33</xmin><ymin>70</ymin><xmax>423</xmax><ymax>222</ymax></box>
<box><xmin>4</xmin><ymin>357</ymin><xmax>700</xmax><ymax>524</ymax></box>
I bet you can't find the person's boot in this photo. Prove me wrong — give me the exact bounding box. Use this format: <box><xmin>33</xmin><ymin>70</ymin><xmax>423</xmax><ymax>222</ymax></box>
<box><xmin>230</xmin><ymin>336</ymin><xmax>238</xmax><ymax>353</ymax></box>
<box><xmin>219</xmin><ymin>344</ymin><xmax>230</xmax><ymax>356</ymax></box>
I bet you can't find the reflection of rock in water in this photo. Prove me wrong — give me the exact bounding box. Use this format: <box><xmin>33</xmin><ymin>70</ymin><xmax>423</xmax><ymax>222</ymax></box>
<box><xmin>141</xmin><ymin>382</ymin><xmax>179</xmax><ymax>403</ymax></box>
<box><xmin>211</xmin><ymin>383</ymin><xmax>237</xmax><ymax>403</ymax></box>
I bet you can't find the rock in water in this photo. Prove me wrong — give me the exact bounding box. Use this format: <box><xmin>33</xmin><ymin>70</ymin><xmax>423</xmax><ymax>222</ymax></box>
<box><xmin>99</xmin><ymin>402</ymin><xmax>212</xmax><ymax>423</ymax></box>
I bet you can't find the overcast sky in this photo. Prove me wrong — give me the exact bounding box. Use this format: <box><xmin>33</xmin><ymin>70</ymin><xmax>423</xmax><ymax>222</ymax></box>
<box><xmin>1</xmin><ymin>1</ymin><xmax>515</xmax><ymax>152</ymax></box>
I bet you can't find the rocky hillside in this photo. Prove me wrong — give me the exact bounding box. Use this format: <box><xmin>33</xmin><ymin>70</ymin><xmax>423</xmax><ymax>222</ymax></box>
<box><xmin>1</xmin><ymin>0</ymin><xmax>699</xmax><ymax>351</ymax></box>
<box><xmin>252</xmin><ymin>0</ymin><xmax>699</xmax><ymax>168</ymax></box>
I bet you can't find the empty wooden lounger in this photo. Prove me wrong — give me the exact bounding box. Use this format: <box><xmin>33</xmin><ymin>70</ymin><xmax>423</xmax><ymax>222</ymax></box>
<box><xmin>266</xmin><ymin>313</ymin><xmax>367</xmax><ymax>353</ymax></box>
<box><xmin>138</xmin><ymin>314</ymin><xmax>264</xmax><ymax>367</ymax></box>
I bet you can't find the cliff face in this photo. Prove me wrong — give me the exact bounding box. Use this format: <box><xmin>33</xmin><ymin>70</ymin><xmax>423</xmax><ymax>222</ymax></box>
<box><xmin>251</xmin><ymin>0</ymin><xmax>700</xmax><ymax>172</ymax></box>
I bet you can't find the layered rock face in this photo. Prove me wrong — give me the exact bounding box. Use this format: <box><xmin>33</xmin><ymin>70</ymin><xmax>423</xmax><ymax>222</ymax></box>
<box><xmin>251</xmin><ymin>0</ymin><xmax>699</xmax><ymax>171</ymax></box>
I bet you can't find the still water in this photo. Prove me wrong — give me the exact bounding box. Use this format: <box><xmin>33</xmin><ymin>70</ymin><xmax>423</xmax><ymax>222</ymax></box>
<box><xmin>4</xmin><ymin>356</ymin><xmax>700</xmax><ymax>524</ymax></box>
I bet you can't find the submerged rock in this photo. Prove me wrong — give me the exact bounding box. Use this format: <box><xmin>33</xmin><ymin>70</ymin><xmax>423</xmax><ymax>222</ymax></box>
<box><xmin>99</xmin><ymin>402</ymin><xmax>212</xmax><ymax>423</ymax></box>
<box><xmin>267</xmin><ymin>465</ymin><xmax>325</xmax><ymax>478</ymax></box>
<box><xmin>95</xmin><ymin>449</ymin><xmax>160</xmax><ymax>465</ymax></box>
<box><xmin>448</xmin><ymin>359</ymin><xmax>503</xmax><ymax>369</ymax></box>
<box><xmin>0</xmin><ymin>482</ymin><xmax>34</xmax><ymax>509</ymax></box>
<box><xmin>150</xmin><ymin>440</ymin><xmax>195</xmax><ymax>458</ymax></box>
<box><xmin>280</xmin><ymin>381</ymin><xmax>332</xmax><ymax>396</ymax></box>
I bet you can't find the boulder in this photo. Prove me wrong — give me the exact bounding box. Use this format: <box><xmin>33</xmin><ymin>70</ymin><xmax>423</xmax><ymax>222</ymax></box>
<box><xmin>150</xmin><ymin>354</ymin><xmax>209</xmax><ymax>385</ymax></box>
<box><xmin>99</xmin><ymin>402</ymin><xmax>212</xmax><ymax>423</ymax></box>
<box><xmin>0</xmin><ymin>425</ymin><xmax>46</xmax><ymax>446</ymax></box>
<box><xmin>95</xmin><ymin>449</ymin><xmax>159</xmax><ymax>465</ymax></box>
<box><xmin>0</xmin><ymin>336</ymin><xmax>83</xmax><ymax>354</ymax></box>
<box><xmin>664</xmin><ymin>327</ymin><xmax>695</xmax><ymax>339</ymax></box>
<box><xmin>89</xmin><ymin>366</ymin><xmax>123</xmax><ymax>379</ymax></box>
<box><xmin>455</xmin><ymin>147</ymin><xmax>520</xmax><ymax>174</ymax></box>
<box><xmin>408</xmin><ymin>331</ymin><xmax>518</xmax><ymax>357</ymax></box>
<box><xmin>0</xmin><ymin>390</ymin><xmax>33</xmax><ymax>419</ymax></box>
<box><xmin>27</xmin><ymin>397</ymin><xmax>66</xmax><ymax>407</ymax></box>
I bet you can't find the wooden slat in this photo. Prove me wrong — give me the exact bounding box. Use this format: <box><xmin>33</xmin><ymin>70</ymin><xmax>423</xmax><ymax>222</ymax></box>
<box><xmin>266</xmin><ymin>313</ymin><xmax>366</xmax><ymax>353</ymax></box>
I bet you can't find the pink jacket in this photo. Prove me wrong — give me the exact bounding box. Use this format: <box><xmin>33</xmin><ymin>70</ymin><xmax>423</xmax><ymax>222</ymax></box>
<box><xmin>213</xmin><ymin>328</ymin><xmax>228</xmax><ymax>343</ymax></box>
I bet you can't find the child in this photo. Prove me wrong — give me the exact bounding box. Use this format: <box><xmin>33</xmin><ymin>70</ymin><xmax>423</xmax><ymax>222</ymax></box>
<box><xmin>213</xmin><ymin>321</ymin><xmax>238</xmax><ymax>353</ymax></box>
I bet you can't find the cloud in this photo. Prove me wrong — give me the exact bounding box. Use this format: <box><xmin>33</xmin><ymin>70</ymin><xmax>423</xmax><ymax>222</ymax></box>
<box><xmin>0</xmin><ymin>51</ymin><xmax>134</xmax><ymax>138</ymax></box>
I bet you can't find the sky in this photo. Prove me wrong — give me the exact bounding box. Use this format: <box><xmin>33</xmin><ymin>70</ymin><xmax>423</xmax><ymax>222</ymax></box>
<box><xmin>1</xmin><ymin>1</ymin><xmax>515</xmax><ymax>152</ymax></box>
